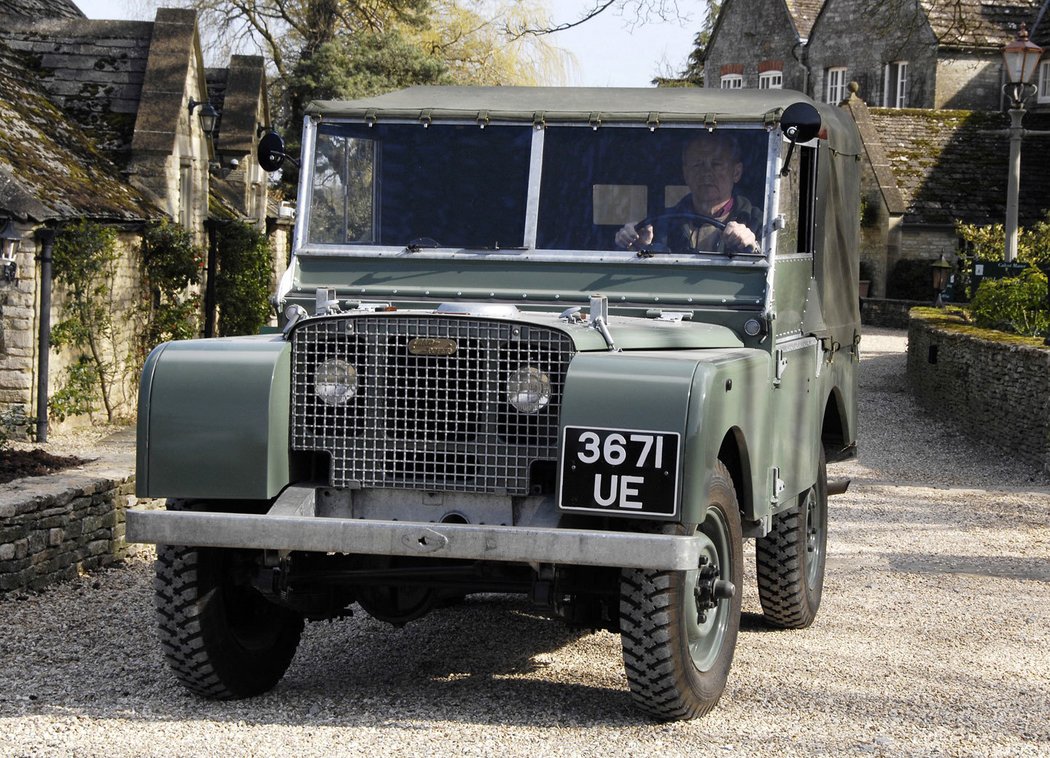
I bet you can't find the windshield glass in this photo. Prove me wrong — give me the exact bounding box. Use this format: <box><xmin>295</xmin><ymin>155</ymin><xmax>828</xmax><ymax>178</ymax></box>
<box><xmin>305</xmin><ymin>122</ymin><xmax>772</xmax><ymax>255</ymax></box>
<box><xmin>537</xmin><ymin>127</ymin><xmax>769</xmax><ymax>253</ymax></box>
<box><xmin>308</xmin><ymin>123</ymin><xmax>532</xmax><ymax>248</ymax></box>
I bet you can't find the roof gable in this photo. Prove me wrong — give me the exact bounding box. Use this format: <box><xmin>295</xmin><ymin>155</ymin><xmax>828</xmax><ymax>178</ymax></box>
<box><xmin>785</xmin><ymin>0</ymin><xmax>826</xmax><ymax>39</ymax></box>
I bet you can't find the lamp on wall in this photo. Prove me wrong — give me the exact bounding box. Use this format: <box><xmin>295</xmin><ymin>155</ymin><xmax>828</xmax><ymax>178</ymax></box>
<box><xmin>1000</xmin><ymin>25</ymin><xmax>1044</xmax><ymax>263</ymax></box>
<box><xmin>0</xmin><ymin>218</ymin><xmax>20</xmax><ymax>282</ymax></box>
<box><xmin>188</xmin><ymin>98</ymin><xmax>219</xmax><ymax>139</ymax></box>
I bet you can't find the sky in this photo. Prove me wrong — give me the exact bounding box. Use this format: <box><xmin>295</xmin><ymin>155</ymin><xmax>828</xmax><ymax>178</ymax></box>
<box><xmin>71</xmin><ymin>0</ymin><xmax>702</xmax><ymax>87</ymax></box>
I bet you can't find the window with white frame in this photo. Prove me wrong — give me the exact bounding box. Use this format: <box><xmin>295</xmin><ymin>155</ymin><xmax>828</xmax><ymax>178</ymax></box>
<box><xmin>759</xmin><ymin>71</ymin><xmax>783</xmax><ymax>89</ymax></box>
<box><xmin>1039</xmin><ymin>59</ymin><xmax>1050</xmax><ymax>103</ymax></box>
<box><xmin>721</xmin><ymin>74</ymin><xmax>744</xmax><ymax>89</ymax></box>
<box><xmin>884</xmin><ymin>61</ymin><xmax>909</xmax><ymax>108</ymax></box>
<box><xmin>826</xmin><ymin>67</ymin><xmax>847</xmax><ymax>104</ymax></box>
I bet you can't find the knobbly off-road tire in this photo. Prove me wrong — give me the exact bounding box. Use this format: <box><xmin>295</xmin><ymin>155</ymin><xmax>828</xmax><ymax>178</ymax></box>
<box><xmin>756</xmin><ymin>447</ymin><xmax>829</xmax><ymax>628</ymax></box>
<box><xmin>619</xmin><ymin>462</ymin><xmax>743</xmax><ymax>720</ymax></box>
<box><xmin>154</xmin><ymin>523</ymin><xmax>304</xmax><ymax>699</ymax></box>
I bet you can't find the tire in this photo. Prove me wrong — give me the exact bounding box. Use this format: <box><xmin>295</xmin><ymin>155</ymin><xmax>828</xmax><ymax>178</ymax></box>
<box><xmin>619</xmin><ymin>462</ymin><xmax>743</xmax><ymax>720</ymax></box>
<box><xmin>756</xmin><ymin>447</ymin><xmax>828</xmax><ymax>629</ymax></box>
<box><xmin>154</xmin><ymin>524</ymin><xmax>304</xmax><ymax>699</ymax></box>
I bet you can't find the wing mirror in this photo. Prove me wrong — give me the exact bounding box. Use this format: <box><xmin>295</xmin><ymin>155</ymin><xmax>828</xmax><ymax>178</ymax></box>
<box><xmin>257</xmin><ymin>131</ymin><xmax>299</xmax><ymax>172</ymax></box>
<box><xmin>779</xmin><ymin>102</ymin><xmax>822</xmax><ymax>176</ymax></box>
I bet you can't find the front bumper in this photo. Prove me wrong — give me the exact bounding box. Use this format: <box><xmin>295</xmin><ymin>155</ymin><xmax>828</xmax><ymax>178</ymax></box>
<box><xmin>126</xmin><ymin>493</ymin><xmax>705</xmax><ymax>571</ymax></box>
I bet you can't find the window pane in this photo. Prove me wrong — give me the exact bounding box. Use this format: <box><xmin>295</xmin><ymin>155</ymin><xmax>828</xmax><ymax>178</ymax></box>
<box><xmin>308</xmin><ymin>124</ymin><xmax>531</xmax><ymax>248</ymax></box>
<box><xmin>721</xmin><ymin>74</ymin><xmax>743</xmax><ymax>89</ymax></box>
<box><xmin>1040</xmin><ymin>61</ymin><xmax>1050</xmax><ymax>101</ymax></box>
<box><xmin>536</xmin><ymin>127</ymin><xmax>769</xmax><ymax>253</ymax></box>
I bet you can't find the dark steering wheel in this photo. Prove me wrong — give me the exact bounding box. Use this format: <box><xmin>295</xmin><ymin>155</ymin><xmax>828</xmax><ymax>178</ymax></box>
<box><xmin>634</xmin><ymin>212</ymin><xmax>757</xmax><ymax>255</ymax></box>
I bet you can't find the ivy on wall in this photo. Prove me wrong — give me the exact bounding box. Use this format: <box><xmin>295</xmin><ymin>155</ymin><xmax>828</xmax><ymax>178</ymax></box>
<box><xmin>50</xmin><ymin>220</ymin><xmax>122</xmax><ymax>422</ymax></box>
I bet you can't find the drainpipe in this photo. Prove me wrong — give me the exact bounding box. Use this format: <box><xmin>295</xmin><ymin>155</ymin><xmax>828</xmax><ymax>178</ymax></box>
<box><xmin>34</xmin><ymin>227</ymin><xmax>55</xmax><ymax>442</ymax></box>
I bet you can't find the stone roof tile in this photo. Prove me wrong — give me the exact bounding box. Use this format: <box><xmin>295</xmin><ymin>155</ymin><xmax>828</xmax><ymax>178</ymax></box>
<box><xmin>0</xmin><ymin>38</ymin><xmax>159</xmax><ymax>222</ymax></box>
<box><xmin>869</xmin><ymin>107</ymin><xmax>1050</xmax><ymax>227</ymax></box>
<box><xmin>784</xmin><ymin>0</ymin><xmax>826</xmax><ymax>39</ymax></box>
<box><xmin>921</xmin><ymin>0</ymin><xmax>1042</xmax><ymax>48</ymax></box>
<box><xmin>0</xmin><ymin>0</ymin><xmax>82</xmax><ymax>20</ymax></box>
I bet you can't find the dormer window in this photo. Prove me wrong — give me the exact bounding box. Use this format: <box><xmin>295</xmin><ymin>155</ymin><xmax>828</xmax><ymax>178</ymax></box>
<box><xmin>1039</xmin><ymin>59</ymin><xmax>1050</xmax><ymax>103</ymax></box>
<box><xmin>759</xmin><ymin>71</ymin><xmax>783</xmax><ymax>89</ymax></box>
<box><xmin>721</xmin><ymin>74</ymin><xmax>744</xmax><ymax>89</ymax></box>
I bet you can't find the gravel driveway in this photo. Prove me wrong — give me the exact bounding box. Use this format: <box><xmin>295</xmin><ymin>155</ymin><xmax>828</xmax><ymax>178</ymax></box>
<box><xmin>2</xmin><ymin>328</ymin><xmax>1048</xmax><ymax>756</ymax></box>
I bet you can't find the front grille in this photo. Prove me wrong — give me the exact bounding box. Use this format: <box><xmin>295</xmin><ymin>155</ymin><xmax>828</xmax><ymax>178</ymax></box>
<box><xmin>291</xmin><ymin>315</ymin><xmax>574</xmax><ymax>494</ymax></box>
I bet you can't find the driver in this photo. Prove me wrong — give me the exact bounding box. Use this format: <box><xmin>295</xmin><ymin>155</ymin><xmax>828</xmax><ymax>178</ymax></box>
<box><xmin>615</xmin><ymin>131</ymin><xmax>762</xmax><ymax>254</ymax></box>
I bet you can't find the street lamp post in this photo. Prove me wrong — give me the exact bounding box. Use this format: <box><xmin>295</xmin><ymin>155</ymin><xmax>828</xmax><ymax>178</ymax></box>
<box><xmin>1001</xmin><ymin>26</ymin><xmax>1044</xmax><ymax>263</ymax></box>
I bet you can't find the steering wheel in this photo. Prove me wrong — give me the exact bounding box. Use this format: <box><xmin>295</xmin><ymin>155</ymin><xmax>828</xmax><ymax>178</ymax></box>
<box><xmin>634</xmin><ymin>211</ymin><xmax>731</xmax><ymax>255</ymax></box>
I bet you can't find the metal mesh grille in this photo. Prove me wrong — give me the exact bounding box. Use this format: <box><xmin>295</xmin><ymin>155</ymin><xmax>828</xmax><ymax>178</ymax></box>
<box><xmin>291</xmin><ymin>316</ymin><xmax>574</xmax><ymax>494</ymax></box>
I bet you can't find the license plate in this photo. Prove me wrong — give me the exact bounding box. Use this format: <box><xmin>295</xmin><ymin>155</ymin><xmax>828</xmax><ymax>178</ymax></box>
<box><xmin>558</xmin><ymin>426</ymin><xmax>680</xmax><ymax>517</ymax></box>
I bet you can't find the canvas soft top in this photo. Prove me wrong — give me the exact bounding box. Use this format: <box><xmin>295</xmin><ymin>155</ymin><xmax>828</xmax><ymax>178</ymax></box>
<box><xmin>306</xmin><ymin>86</ymin><xmax>861</xmax><ymax>155</ymax></box>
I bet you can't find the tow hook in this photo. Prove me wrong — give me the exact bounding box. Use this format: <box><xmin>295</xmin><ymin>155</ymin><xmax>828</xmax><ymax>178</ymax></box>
<box><xmin>694</xmin><ymin>558</ymin><xmax>736</xmax><ymax>623</ymax></box>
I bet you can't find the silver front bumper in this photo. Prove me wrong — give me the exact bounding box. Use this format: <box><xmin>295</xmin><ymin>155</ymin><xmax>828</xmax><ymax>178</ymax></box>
<box><xmin>125</xmin><ymin>509</ymin><xmax>705</xmax><ymax>570</ymax></box>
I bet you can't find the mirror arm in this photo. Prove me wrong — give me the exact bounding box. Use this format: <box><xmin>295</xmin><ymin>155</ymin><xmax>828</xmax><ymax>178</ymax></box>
<box><xmin>780</xmin><ymin>126</ymin><xmax>798</xmax><ymax>176</ymax></box>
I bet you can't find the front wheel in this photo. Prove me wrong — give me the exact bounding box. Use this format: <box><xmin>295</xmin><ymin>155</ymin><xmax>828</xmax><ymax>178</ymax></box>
<box><xmin>619</xmin><ymin>462</ymin><xmax>743</xmax><ymax>720</ymax></box>
<box><xmin>154</xmin><ymin>537</ymin><xmax>304</xmax><ymax>699</ymax></box>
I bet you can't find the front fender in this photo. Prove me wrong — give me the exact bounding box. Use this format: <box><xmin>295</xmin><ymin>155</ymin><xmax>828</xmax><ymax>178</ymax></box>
<box><xmin>558</xmin><ymin>349</ymin><xmax>771</xmax><ymax>525</ymax></box>
<box><xmin>136</xmin><ymin>335</ymin><xmax>292</xmax><ymax>500</ymax></box>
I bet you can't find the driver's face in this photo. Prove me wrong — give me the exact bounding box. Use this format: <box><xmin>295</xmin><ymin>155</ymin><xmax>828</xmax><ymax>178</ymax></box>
<box><xmin>682</xmin><ymin>138</ymin><xmax>743</xmax><ymax>213</ymax></box>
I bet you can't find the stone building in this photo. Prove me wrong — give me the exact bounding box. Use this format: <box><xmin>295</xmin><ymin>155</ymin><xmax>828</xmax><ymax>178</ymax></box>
<box><xmin>0</xmin><ymin>1</ymin><xmax>278</xmax><ymax>431</ymax></box>
<box><xmin>703</xmin><ymin>0</ymin><xmax>824</xmax><ymax>93</ymax></box>
<box><xmin>702</xmin><ymin>0</ymin><xmax>1050</xmax><ymax>297</ymax></box>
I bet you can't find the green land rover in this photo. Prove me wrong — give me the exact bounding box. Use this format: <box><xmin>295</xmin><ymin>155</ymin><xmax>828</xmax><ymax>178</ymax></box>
<box><xmin>128</xmin><ymin>86</ymin><xmax>861</xmax><ymax>720</ymax></box>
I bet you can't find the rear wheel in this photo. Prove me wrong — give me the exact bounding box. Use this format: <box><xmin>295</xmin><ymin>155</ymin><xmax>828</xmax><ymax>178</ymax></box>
<box><xmin>756</xmin><ymin>447</ymin><xmax>828</xmax><ymax>628</ymax></box>
<box><xmin>619</xmin><ymin>462</ymin><xmax>743</xmax><ymax>720</ymax></box>
<box><xmin>154</xmin><ymin>504</ymin><xmax>303</xmax><ymax>699</ymax></box>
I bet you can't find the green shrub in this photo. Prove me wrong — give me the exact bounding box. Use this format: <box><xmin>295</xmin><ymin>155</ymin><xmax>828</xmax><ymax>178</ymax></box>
<box><xmin>969</xmin><ymin>268</ymin><xmax>1050</xmax><ymax>338</ymax></box>
<box><xmin>141</xmin><ymin>220</ymin><xmax>203</xmax><ymax>349</ymax></box>
<box><xmin>214</xmin><ymin>221</ymin><xmax>273</xmax><ymax>337</ymax></box>
<box><xmin>886</xmin><ymin>259</ymin><xmax>935</xmax><ymax>301</ymax></box>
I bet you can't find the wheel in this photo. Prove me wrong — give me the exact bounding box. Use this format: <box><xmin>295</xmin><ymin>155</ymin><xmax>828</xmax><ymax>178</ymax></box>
<box><xmin>154</xmin><ymin>510</ymin><xmax>304</xmax><ymax>699</ymax></box>
<box><xmin>619</xmin><ymin>462</ymin><xmax>743</xmax><ymax>720</ymax></box>
<box><xmin>756</xmin><ymin>447</ymin><xmax>828</xmax><ymax>628</ymax></box>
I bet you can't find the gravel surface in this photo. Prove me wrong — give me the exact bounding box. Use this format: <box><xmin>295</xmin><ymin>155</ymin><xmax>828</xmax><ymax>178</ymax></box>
<box><xmin>2</xmin><ymin>327</ymin><xmax>1049</xmax><ymax>756</ymax></box>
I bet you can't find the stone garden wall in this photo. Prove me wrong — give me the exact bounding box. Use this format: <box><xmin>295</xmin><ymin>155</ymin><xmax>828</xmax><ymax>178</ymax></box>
<box><xmin>907</xmin><ymin>314</ymin><xmax>1050</xmax><ymax>475</ymax></box>
<box><xmin>0</xmin><ymin>465</ymin><xmax>136</xmax><ymax>594</ymax></box>
<box><xmin>861</xmin><ymin>298</ymin><xmax>926</xmax><ymax>329</ymax></box>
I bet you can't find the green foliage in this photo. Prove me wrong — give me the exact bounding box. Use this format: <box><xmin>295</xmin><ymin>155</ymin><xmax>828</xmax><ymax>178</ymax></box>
<box><xmin>50</xmin><ymin>220</ymin><xmax>121</xmax><ymax>422</ymax></box>
<box><xmin>49</xmin><ymin>356</ymin><xmax>101</xmax><ymax>422</ymax></box>
<box><xmin>969</xmin><ymin>268</ymin><xmax>1050</xmax><ymax>338</ymax></box>
<box><xmin>886</xmin><ymin>259</ymin><xmax>934</xmax><ymax>301</ymax></box>
<box><xmin>214</xmin><ymin>221</ymin><xmax>274</xmax><ymax>337</ymax></box>
<box><xmin>141</xmin><ymin>220</ymin><xmax>204</xmax><ymax>348</ymax></box>
<box><xmin>682</xmin><ymin>1</ymin><xmax>722</xmax><ymax>85</ymax></box>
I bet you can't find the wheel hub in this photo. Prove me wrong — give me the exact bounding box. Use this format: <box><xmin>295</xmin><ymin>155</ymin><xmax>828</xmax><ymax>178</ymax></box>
<box><xmin>693</xmin><ymin>559</ymin><xmax>736</xmax><ymax>624</ymax></box>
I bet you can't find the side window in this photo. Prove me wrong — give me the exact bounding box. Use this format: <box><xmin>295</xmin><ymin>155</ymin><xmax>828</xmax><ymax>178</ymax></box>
<box><xmin>884</xmin><ymin>61</ymin><xmax>909</xmax><ymax>108</ymax></box>
<box><xmin>309</xmin><ymin>134</ymin><xmax>375</xmax><ymax>245</ymax></box>
<box><xmin>826</xmin><ymin>67</ymin><xmax>847</xmax><ymax>104</ymax></box>
<box><xmin>776</xmin><ymin>143</ymin><xmax>817</xmax><ymax>255</ymax></box>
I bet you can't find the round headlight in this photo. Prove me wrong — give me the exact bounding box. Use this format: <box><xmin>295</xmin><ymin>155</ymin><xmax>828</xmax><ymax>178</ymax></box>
<box><xmin>507</xmin><ymin>366</ymin><xmax>551</xmax><ymax>414</ymax></box>
<box><xmin>315</xmin><ymin>359</ymin><xmax>357</xmax><ymax>405</ymax></box>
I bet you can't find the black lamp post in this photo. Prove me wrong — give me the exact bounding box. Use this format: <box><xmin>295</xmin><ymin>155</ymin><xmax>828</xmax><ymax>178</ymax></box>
<box><xmin>1001</xmin><ymin>26</ymin><xmax>1044</xmax><ymax>263</ymax></box>
<box><xmin>931</xmin><ymin>255</ymin><xmax>952</xmax><ymax>306</ymax></box>
<box><xmin>1</xmin><ymin>218</ymin><xmax>21</xmax><ymax>282</ymax></box>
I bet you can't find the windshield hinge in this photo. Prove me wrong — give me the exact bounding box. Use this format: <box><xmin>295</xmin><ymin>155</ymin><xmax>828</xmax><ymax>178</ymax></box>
<box><xmin>419</xmin><ymin>109</ymin><xmax>433</xmax><ymax>128</ymax></box>
<box><xmin>364</xmin><ymin>110</ymin><xmax>377</xmax><ymax>127</ymax></box>
<box><xmin>533</xmin><ymin>111</ymin><xmax>546</xmax><ymax>129</ymax></box>
<box><xmin>589</xmin><ymin>112</ymin><xmax>603</xmax><ymax>130</ymax></box>
<box><xmin>774</xmin><ymin>349</ymin><xmax>788</xmax><ymax>386</ymax></box>
<box><xmin>477</xmin><ymin>110</ymin><xmax>490</xmax><ymax>129</ymax></box>
<box><xmin>589</xmin><ymin>294</ymin><xmax>617</xmax><ymax>351</ymax></box>
<box><xmin>646</xmin><ymin>112</ymin><xmax>661</xmax><ymax>131</ymax></box>
<box><xmin>703</xmin><ymin>113</ymin><xmax>717</xmax><ymax>131</ymax></box>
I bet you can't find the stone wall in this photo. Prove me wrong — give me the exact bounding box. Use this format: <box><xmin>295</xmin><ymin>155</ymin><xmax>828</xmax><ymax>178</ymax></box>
<box><xmin>0</xmin><ymin>467</ymin><xmax>136</xmax><ymax>594</ymax></box>
<box><xmin>861</xmin><ymin>298</ymin><xmax>926</xmax><ymax>329</ymax></box>
<box><xmin>907</xmin><ymin>315</ymin><xmax>1050</xmax><ymax>475</ymax></box>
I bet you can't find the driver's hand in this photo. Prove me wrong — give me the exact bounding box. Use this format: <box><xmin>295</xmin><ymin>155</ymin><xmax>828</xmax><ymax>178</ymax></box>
<box><xmin>615</xmin><ymin>222</ymin><xmax>654</xmax><ymax>249</ymax></box>
<box><xmin>724</xmin><ymin>221</ymin><xmax>757</xmax><ymax>253</ymax></box>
